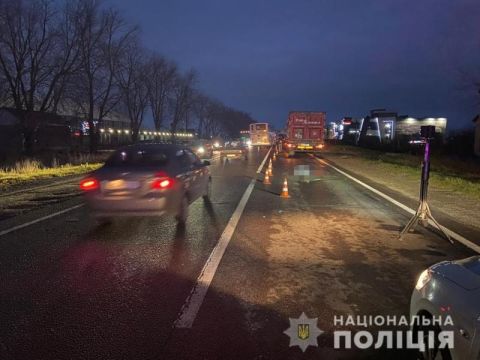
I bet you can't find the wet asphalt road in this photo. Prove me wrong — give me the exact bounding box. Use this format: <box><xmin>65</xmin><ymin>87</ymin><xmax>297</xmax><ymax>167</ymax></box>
<box><xmin>0</xmin><ymin>147</ymin><xmax>475</xmax><ymax>359</ymax></box>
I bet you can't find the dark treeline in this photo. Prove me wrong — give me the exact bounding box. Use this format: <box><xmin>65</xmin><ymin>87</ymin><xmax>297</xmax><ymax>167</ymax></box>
<box><xmin>0</xmin><ymin>0</ymin><xmax>255</xmax><ymax>153</ymax></box>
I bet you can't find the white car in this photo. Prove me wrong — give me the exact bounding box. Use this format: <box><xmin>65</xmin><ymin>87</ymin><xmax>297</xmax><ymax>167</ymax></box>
<box><xmin>410</xmin><ymin>256</ymin><xmax>480</xmax><ymax>360</ymax></box>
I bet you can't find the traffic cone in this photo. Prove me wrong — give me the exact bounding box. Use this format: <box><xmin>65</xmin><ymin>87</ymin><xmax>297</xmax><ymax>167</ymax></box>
<box><xmin>273</xmin><ymin>152</ymin><xmax>277</xmax><ymax>161</ymax></box>
<box><xmin>280</xmin><ymin>177</ymin><xmax>290</xmax><ymax>198</ymax></box>
<box><xmin>268</xmin><ymin>162</ymin><xmax>273</xmax><ymax>176</ymax></box>
<box><xmin>263</xmin><ymin>170</ymin><xmax>271</xmax><ymax>184</ymax></box>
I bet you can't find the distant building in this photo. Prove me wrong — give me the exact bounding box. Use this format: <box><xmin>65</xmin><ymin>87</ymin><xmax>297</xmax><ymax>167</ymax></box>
<box><xmin>474</xmin><ymin>115</ymin><xmax>480</xmax><ymax>157</ymax></box>
<box><xmin>0</xmin><ymin>106</ymin><xmax>173</xmax><ymax>157</ymax></box>
<box><xmin>356</xmin><ymin>109</ymin><xmax>447</xmax><ymax>147</ymax></box>
<box><xmin>358</xmin><ymin>109</ymin><xmax>397</xmax><ymax>146</ymax></box>
<box><xmin>341</xmin><ymin>117</ymin><xmax>362</xmax><ymax>144</ymax></box>
<box><xmin>0</xmin><ymin>107</ymin><xmax>71</xmax><ymax>155</ymax></box>
<box><xmin>395</xmin><ymin>116</ymin><xmax>447</xmax><ymax>140</ymax></box>
<box><xmin>326</xmin><ymin>122</ymin><xmax>338</xmax><ymax>139</ymax></box>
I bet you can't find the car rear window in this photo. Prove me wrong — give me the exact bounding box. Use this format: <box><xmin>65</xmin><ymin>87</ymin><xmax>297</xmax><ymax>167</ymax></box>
<box><xmin>105</xmin><ymin>148</ymin><xmax>170</xmax><ymax>167</ymax></box>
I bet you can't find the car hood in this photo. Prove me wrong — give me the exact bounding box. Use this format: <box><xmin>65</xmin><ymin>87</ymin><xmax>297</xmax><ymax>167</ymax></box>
<box><xmin>432</xmin><ymin>257</ymin><xmax>480</xmax><ymax>291</ymax></box>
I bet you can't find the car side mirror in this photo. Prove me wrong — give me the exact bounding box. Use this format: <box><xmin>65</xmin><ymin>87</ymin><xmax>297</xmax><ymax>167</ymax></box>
<box><xmin>202</xmin><ymin>160</ymin><xmax>211</xmax><ymax>166</ymax></box>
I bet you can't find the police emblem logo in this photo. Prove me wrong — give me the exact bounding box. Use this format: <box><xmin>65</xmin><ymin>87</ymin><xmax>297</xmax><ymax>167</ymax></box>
<box><xmin>298</xmin><ymin>324</ymin><xmax>309</xmax><ymax>340</ymax></box>
<box><xmin>284</xmin><ymin>312</ymin><xmax>324</xmax><ymax>352</ymax></box>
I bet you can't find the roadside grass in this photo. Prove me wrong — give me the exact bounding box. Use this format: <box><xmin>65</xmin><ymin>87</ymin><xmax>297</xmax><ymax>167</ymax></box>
<box><xmin>0</xmin><ymin>159</ymin><xmax>102</xmax><ymax>190</ymax></box>
<box><xmin>326</xmin><ymin>144</ymin><xmax>480</xmax><ymax>199</ymax></box>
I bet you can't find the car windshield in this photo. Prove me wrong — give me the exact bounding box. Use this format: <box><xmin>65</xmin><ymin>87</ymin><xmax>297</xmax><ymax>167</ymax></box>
<box><xmin>105</xmin><ymin>148</ymin><xmax>170</xmax><ymax>167</ymax></box>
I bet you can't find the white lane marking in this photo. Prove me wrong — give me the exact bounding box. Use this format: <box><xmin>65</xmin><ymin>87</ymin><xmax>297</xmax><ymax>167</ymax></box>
<box><xmin>314</xmin><ymin>156</ymin><xmax>480</xmax><ymax>254</ymax></box>
<box><xmin>174</xmin><ymin>147</ymin><xmax>272</xmax><ymax>328</ymax></box>
<box><xmin>256</xmin><ymin>147</ymin><xmax>272</xmax><ymax>174</ymax></box>
<box><xmin>0</xmin><ymin>204</ymin><xmax>84</xmax><ymax>237</ymax></box>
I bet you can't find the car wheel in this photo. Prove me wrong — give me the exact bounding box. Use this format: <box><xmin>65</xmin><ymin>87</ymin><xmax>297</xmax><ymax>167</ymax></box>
<box><xmin>176</xmin><ymin>195</ymin><xmax>189</xmax><ymax>225</ymax></box>
<box><xmin>416</xmin><ymin>314</ymin><xmax>452</xmax><ymax>360</ymax></box>
<box><xmin>203</xmin><ymin>178</ymin><xmax>212</xmax><ymax>200</ymax></box>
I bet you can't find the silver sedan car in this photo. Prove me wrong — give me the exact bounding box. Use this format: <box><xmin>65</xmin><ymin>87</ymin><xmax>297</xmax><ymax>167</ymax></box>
<box><xmin>410</xmin><ymin>256</ymin><xmax>480</xmax><ymax>360</ymax></box>
<box><xmin>80</xmin><ymin>144</ymin><xmax>211</xmax><ymax>224</ymax></box>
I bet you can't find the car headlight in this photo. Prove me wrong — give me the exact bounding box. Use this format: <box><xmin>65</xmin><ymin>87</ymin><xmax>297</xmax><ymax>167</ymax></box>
<box><xmin>415</xmin><ymin>269</ymin><xmax>432</xmax><ymax>290</ymax></box>
<box><xmin>197</xmin><ymin>146</ymin><xmax>205</xmax><ymax>154</ymax></box>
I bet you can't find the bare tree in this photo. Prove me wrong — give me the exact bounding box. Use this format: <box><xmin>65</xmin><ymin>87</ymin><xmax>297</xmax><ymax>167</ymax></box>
<box><xmin>146</xmin><ymin>54</ymin><xmax>177</xmax><ymax>131</ymax></box>
<box><xmin>0</xmin><ymin>71</ymin><xmax>9</xmax><ymax>106</ymax></box>
<box><xmin>117</xmin><ymin>41</ymin><xmax>150</xmax><ymax>143</ymax></box>
<box><xmin>170</xmin><ymin>70</ymin><xmax>196</xmax><ymax>138</ymax></box>
<box><xmin>72</xmin><ymin>0</ymin><xmax>137</xmax><ymax>152</ymax></box>
<box><xmin>192</xmin><ymin>92</ymin><xmax>215</xmax><ymax>138</ymax></box>
<box><xmin>0</xmin><ymin>0</ymin><xmax>82</xmax><ymax>153</ymax></box>
<box><xmin>205</xmin><ymin>103</ymin><xmax>225</xmax><ymax>137</ymax></box>
<box><xmin>0</xmin><ymin>0</ymin><xmax>253</xmax><ymax>154</ymax></box>
<box><xmin>193</xmin><ymin>95</ymin><xmax>254</xmax><ymax>139</ymax></box>
<box><xmin>221</xmin><ymin>108</ymin><xmax>253</xmax><ymax>138</ymax></box>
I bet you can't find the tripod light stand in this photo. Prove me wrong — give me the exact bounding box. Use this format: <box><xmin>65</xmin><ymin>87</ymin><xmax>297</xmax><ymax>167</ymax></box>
<box><xmin>399</xmin><ymin>126</ymin><xmax>453</xmax><ymax>243</ymax></box>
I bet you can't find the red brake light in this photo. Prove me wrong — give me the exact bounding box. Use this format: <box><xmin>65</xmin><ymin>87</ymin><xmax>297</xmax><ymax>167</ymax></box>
<box><xmin>80</xmin><ymin>178</ymin><xmax>99</xmax><ymax>191</ymax></box>
<box><xmin>151</xmin><ymin>177</ymin><xmax>174</xmax><ymax>189</ymax></box>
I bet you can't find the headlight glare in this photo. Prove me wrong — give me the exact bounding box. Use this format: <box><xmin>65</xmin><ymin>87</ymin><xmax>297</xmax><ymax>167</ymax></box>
<box><xmin>415</xmin><ymin>269</ymin><xmax>432</xmax><ymax>290</ymax></box>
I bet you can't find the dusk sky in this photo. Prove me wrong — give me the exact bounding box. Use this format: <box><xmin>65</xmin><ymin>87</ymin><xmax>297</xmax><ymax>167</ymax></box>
<box><xmin>112</xmin><ymin>0</ymin><xmax>480</xmax><ymax>130</ymax></box>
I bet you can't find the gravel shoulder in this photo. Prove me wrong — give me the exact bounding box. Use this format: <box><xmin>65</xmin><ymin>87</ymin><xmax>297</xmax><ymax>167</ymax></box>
<box><xmin>321</xmin><ymin>146</ymin><xmax>480</xmax><ymax>232</ymax></box>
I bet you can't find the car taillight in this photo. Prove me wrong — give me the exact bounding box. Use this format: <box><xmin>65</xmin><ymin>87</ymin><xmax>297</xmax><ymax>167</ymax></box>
<box><xmin>151</xmin><ymin>176</ymin><xmax>174</xmax><ymax>189</ymax></box>
<box><xmin>80</xmin><ymin>177</ymin><xmax>99</xmax><ymax>191</ymax></box>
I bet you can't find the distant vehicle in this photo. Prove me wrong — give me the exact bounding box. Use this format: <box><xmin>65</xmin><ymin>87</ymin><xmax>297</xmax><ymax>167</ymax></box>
<box><xmin>212</xmin><ymin>138</ymin><xmax>223</xmax><ymax>149</ymax></box>
<box><xmin>284</xmin><ymin>111</ymin><xmax>325</xmax><ymax>155</ymax></box>
<box><xmin>249</xmin><ymin>123</ymin><xmax>271</xmax><ymax>146</ymax></box>
<box><xmin>219</xmin><ymin>140</ymin><xmax>248</xmax><ymax>161</ymax></box>
<box><xmin>80</xmin><ymin>143</ymin><xmax>211</xmax><ymax>225</ymax></box>
<box><xmin>410</xmin><ymin>256</ymin><xmax>480</xmax><ymax>360</ymax></box>
<box><xmin>189</xmin><ymin>140</ymin><xmax>213</xmax><ymax>159</ymax></box>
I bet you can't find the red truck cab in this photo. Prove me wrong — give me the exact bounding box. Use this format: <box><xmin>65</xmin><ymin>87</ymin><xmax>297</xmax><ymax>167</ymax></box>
<box><xmin>285</xmin><ymin>111</ymin><xmax>326</xmax><ymax>155</ymax></box>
